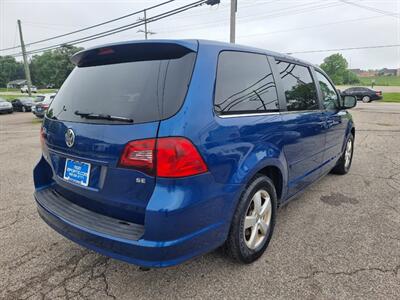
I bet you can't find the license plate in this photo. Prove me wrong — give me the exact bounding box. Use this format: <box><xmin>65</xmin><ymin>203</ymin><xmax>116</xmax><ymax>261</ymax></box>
<box><xmin>63</xmin><ymin>159</ymin><xmax>91</xmax><ymax>187</ymax></box>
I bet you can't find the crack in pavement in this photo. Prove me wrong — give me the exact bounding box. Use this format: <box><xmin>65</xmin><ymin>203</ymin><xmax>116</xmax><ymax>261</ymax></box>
<box><xmin>2</xmin><ymin>249</ymin><xmax>116</xmax><ymax>300</ymax></box>
<box><xmin>291</xmin><ymin>264</ymin><xmax>400</xmax><ymax>283</ymax></box>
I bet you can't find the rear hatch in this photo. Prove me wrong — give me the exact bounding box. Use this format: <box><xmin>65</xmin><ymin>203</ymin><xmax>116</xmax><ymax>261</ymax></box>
<box><xmin>42</xmin><ymin>41</ymin><xmax>197</xmax><ymax>224</ymax></box>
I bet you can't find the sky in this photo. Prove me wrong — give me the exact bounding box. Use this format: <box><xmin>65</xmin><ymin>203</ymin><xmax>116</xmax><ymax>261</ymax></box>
<box><xmin>1</xmin><ymin>0</ymin><xmax>399</xmax><ymax>69</ymax></box>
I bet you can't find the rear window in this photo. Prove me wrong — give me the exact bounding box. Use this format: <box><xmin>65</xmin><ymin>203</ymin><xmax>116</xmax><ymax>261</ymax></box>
<box><xmin>47</xmin><ymin>52</ymin><xmax>196</xmax><ymax>124</ymax></box>
<box><xmin>35</xmin><ymin>96</ymin><xmax>45</xmax><ymax>102</ymax></box>
<box><xmin>20</xmin><ymin>98</ymin><xmax>34</xmax><ymax>104</ymax></box>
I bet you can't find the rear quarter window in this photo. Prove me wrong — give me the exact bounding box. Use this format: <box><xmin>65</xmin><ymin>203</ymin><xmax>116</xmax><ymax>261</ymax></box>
<box><xmin>214</xmin><ymin>51</ymin><xmax>279</xmax><ymax>115</ymax></box>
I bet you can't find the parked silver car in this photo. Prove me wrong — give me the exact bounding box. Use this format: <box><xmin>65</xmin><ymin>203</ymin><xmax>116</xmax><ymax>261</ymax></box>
<box><xmin>0</xmin><ymin>97</ymin><xmax>13</xmax><ymax>114</ymax></box>
<box><xmin>32</xmin><ymin>93</ymin><xmax>56</xmax><ymax>118</ymax></box>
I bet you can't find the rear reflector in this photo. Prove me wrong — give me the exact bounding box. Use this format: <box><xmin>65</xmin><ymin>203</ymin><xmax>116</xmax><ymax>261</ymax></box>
<box><xmin>119</xmin><ymin>137</ymin><xmax>208</xmax><ymax>178</ymax></box>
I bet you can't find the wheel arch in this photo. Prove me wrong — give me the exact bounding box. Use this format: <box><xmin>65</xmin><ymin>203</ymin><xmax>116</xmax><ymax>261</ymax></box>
<box><xmin>256</xmin><ymin>165</ymin><xmax>284</xmax><ymax>203</ymax></box>
<box><xmin>240</xmin><ymin>158</ymin><xmax>288</xmax><ymax>205</ymax></box>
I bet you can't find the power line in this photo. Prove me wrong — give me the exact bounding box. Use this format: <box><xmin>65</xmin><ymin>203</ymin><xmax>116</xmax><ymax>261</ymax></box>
<box><xmin>0</xmin><ymin>0</ymin><xmax>176</xmax><ymax>52</ymax></box>
<box><xmin>238</xmin><ymin>15</ymin><xmax>386</xmax><ymax>39</ymax></box>
<box><xmin>156</xmin><ymin>1</ymin><xmax>341</xmax><ymax>34</ymax></box>
<box><xmin>339</xmin><ymin>0</ymin><xmax>400</xmax><ymax>19</ymax></box>
<box><xmin>287</xmin><ymin>44</ymin><xmax>400</xmax><ymax>55</ymax></box>
<box><xmin>8</xmin><ymin>0</ymin><xmax>211</xmax><ymax>57</ymax></box>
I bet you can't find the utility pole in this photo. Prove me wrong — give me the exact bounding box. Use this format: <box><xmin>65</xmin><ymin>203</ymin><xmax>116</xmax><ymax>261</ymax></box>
<box><xmin>137</xmin><ymin>9</ymin><xmax>155</xmax><ymax>40</ymax></box>
<box><xmin>17</xmin><ymin>19</ymin><xmax>32</xmax><ymax>96</ymax></box>
<box><xmin>230</xmin><ymin>0</ymin><xmax>237</xmax><ymax>43</ymax></box>
<box><xmin>144</xmin><ymin>10</ymin><xmax>148</xmax><ymax>40</ymax></box>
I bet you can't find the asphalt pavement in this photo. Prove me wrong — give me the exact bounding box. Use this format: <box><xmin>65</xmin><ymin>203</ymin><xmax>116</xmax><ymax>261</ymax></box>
<box><xmin>0</xmin><ymin>102</ymin><xmax>399</xmax><ymax>299</ymax></box>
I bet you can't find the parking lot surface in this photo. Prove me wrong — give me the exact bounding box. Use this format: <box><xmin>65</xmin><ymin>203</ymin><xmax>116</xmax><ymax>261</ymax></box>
<box><xmin>1</xmin><ymin>103</ymin><xmax>399</xmax><ymax>300</ymax></box>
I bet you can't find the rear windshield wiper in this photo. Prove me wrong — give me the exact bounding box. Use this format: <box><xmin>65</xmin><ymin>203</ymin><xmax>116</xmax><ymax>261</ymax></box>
<box><xmin>74</xmin><ymin>111</ymin><xmax>134</xmax><ymax>123</ymax></box>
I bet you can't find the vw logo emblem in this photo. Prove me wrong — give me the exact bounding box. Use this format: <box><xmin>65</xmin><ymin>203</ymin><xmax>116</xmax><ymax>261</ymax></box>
<box><xmin>65</xmin><ymin>128</ymin><xmax>75</xmax><ymax>148</ymax></box>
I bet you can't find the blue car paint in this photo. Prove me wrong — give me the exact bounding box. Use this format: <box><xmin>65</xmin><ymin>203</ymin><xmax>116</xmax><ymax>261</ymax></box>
<box><xmin>33</xmin><ymin>39</ymin><xmax>354</xmax><ymax>267</ymax></box>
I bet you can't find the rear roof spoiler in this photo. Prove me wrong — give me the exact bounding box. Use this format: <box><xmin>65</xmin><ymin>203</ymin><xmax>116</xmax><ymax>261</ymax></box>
<box><xmin>71</xmin><ymin>40</ymin><xmax>198</xmax><ymax>67</ymax></box>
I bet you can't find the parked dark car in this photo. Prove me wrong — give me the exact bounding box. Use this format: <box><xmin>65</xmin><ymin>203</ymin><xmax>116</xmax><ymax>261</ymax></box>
<box><xmin>34</xmin><ymin>40</ymin><xmax>357</xmax><ymax>268</ymax></box>
<box><xmin>0</xmin><ymin>97</ymin><xmax>13</xmax><ymax>114</ymax></box>
<box><xmin>11</xmin><ymin>97</ymin><xmax>35</xmax><ymax>112</ymax></box>
<box><xmin>342</xmin><ymin>87</ymin><xmax>382</xmax><ymax>103</ymax></box>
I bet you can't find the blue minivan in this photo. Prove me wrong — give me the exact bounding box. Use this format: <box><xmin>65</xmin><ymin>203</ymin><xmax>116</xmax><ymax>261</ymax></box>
<box><xmin>34</xmin><ymin>40</ymin><xmax>357</xmax><ymax>267</ymax></box>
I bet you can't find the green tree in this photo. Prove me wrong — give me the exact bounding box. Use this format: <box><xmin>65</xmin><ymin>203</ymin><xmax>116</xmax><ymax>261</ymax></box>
<box><xmin>0</xmin><ymin>56</ymin><xmax>24</xmax><ymax>87</ymax></box>
<box><xmin>320</xmin><ymin>53</ymin><xmax>359</xmax><ymax>85</ymax></box>
<box><xmin>344</xmin><ymin>70</ymin><xmax>360</xmax><ymax>84</ymax></box>
<box><xmin>30</xmin><ymin>45</ymin><xmax>83</xmax><ymax>88</ymax></box>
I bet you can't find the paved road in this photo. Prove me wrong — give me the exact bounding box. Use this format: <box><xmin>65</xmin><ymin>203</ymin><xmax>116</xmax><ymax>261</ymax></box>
<box><xmin>1</xmin><ymin>103</ymin><xmax>399</xmax><ymax>300</ymax></box>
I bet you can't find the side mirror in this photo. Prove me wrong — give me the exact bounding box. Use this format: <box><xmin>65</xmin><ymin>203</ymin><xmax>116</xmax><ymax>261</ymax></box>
<box><xmin>341</xmin><ymin>95</ymin><xmax>357</xmax><ymax>109</ymax></box>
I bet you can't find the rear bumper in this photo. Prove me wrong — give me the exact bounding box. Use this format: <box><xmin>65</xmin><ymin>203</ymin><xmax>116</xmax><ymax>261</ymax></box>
<box><xmin>32</xmin><ymin>110</ymin><xmax>45</xmax><ymax>117</ymax></box>
<box><xmin>0</xmin><ymin>108</ymin><xmax>12</xmax><ymax>113</ymax></box>
<box><xmin>34</xmin><ymin>180</ymin><xmax>239</xmax><ymax>267</ymax></box>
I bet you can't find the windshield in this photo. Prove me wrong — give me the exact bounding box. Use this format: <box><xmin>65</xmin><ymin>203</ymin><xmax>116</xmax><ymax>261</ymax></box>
<box><xmin>47</xmin><ymin>52</ymin><xmax>196</xmax><ymax>124</ymax></box>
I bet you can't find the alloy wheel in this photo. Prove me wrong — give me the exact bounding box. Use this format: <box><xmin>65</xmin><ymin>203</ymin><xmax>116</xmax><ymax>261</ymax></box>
<box><xmin>243</xmin><ymin>189</ymin><xmax>272</xmax><ymax>250</ymax></box>
<box><xmin>362</xmin><ymin>96</ymin><xmax>370</xmax><ymax>103</ymax></box>
<box><xmin>344</xmin><ymin>138</ymin><xmax>353</xmax><ymax>168</ymax></box>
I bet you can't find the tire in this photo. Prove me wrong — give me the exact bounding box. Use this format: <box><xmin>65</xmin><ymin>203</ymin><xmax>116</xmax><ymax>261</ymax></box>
<box><xmin>22</xmin><ymin>106</ymin><xmax>26</xmax><ymax>112</ymax></box>
<box><xmin>332</xmin><ymin>134</ymin><xmax>354</xmax><ymax>175</ymax></box>
<box><xmin>224</xmin><ymin>175</ymin><xmax>277</xmax><ymax>264</ymax></box>
<box><xmin>362</xmin><ymin>96</ymin><xmax>370</xmax><ymax>103</ymax></box>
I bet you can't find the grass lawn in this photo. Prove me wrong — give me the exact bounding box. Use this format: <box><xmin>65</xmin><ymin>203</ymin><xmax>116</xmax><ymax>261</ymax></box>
<box><xmin>358</xmin><ymin>76</ymin><xmax>400</xmax><ymax>86</ymax></box>
<box><xmin>0</xmin><ymin>88</ymin><xmax>57</xmax><ymax>93</ymax></box>
<box><xmin>0</xmin><ymin>94</ymin><xmax>20</xmax><ymax>101</ymax></box>
<box><xmin>382</xmin><ymin>92</ymin><xmax>400</xmax><ymax>103</ymax></box>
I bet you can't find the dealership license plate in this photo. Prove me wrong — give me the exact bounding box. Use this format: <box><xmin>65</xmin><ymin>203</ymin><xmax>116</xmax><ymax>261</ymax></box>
<box><xmin>63</xmin><ymin>159</ymin><xmax>91</xmax><ymax>187</ymax></box>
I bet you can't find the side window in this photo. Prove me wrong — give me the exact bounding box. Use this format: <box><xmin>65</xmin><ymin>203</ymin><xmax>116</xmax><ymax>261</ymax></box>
<box><xmin>276</xmin><ymin>60</ymin><xmax>319</xmax><ymax>111</ymax></box>
<box><xmin>214</xmin><ymin>51</ymin><xmax>279</xmax><ymax>115</ymax></box>
<box><xmin>315</xmin><ymin>71</ymin><xmax>339</xmax><ymax>110</ymax></box>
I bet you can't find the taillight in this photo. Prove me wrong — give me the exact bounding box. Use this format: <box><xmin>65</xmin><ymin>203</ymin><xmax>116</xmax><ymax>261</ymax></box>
<box><xmin>42</xmin><ymin>104</ymin><xmax>49</xmax><ymax>109</ymax></box>
<box><xmin>119</xmin><ymin>139</ymin><xmax>156</xmax><ymax>175</ymax></box>
<box><xmin>40</xmin><ymin>127</ymin><xmax>46</xmax><ymax>149</ymax></box>
<box><xmin>376</xmin><ymin>91</ymin><xmax>382</xmax><ymax>96</ymax></box>
<box><xmin>118</xmin><ymin>137</ymin><xmax>208</xmax><ymax>178</ymax></box>
<box><xmin>157</xmin><ymin>137</ymin><xmax>208</xmax><ymax>178</ymax></box>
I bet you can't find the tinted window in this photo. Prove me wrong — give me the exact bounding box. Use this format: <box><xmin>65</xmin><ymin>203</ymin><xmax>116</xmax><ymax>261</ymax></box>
<box><xmin>214</xmin><ymin>51</ymin><xmax>279</xmax><ymax>114</ymax></box>
<box><xmin>276</xmin><ymin>61</ymin><xmax>318</xmax><ymax>111</ymax></box>
<box><xmin>315</xmin><ymin>71</ymin><xmax>339</xmax><ymax>110</ymax></box>
<box><xmin>47</xmin><ymin>52</ymin><xmax>196</xmax><ymax>124</ymax></box>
